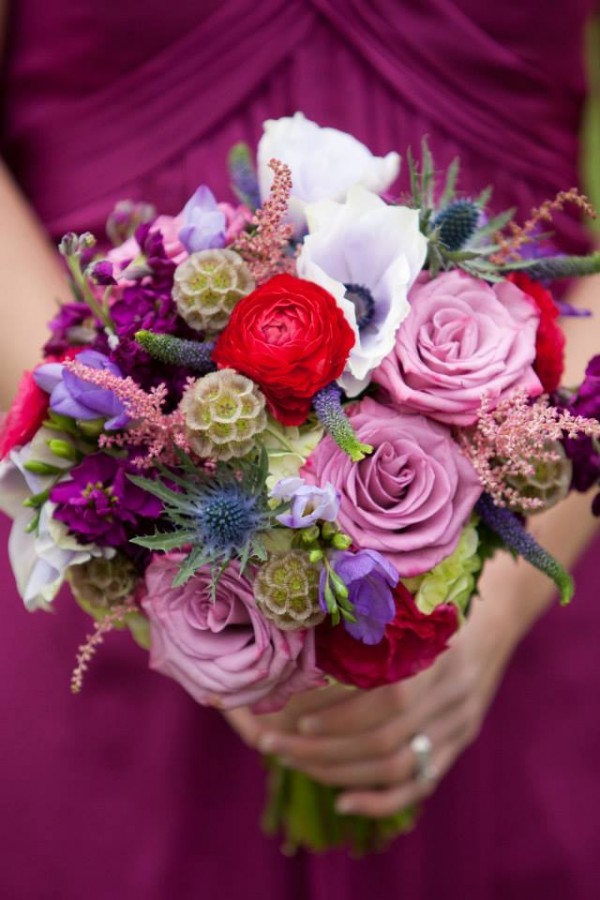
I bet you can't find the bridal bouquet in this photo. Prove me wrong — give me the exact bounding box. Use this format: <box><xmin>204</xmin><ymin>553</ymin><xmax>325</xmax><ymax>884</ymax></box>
<box><xmin>2</xmin><ymin>113</ymin><xmax>600</xmax><ymax>854</ymax></box>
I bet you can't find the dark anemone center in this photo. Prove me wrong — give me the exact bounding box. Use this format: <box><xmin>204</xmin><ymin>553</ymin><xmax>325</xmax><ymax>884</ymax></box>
<box><xmin>344</xmin><ymin>283</ymin><xmax>375</xmax><ymax>329</ymax></box>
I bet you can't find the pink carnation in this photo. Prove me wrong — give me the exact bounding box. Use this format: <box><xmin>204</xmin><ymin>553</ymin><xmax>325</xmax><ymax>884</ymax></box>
<box><xmin>141</xmin><ymin>555</ymin><xmax>324</xmax><ymax>712</ymax></box>
<box><xmin>373</xmin><ymin>271</ymin><xmax>542</xmax><ymax>425</ymax></box>
<box><xmin>303</xmin><ymin>398</ymin><xmax>481</xmax><ymax>577</ymax></box>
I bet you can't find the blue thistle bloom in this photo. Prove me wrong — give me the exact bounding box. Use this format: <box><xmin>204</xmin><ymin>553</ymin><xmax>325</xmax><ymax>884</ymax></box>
<box><xmin>476</xmin><ymin>494</ymin><xmax>574</xmax><ymax>605</ymax></box>
<box><xmin>194</xmin><ymin>482</ymin><xmax>268</xmax><ymax>557</ymax></box>
<box><xmin>313</xmin><ymin>383</ymin><xmax>373</xmax><ymax>462</ymax></box>
<box><xmin>129</xmin><ymin>449</ymin><xmax>272</xmax><ymax>585</ymax></box>
<box><xmin>433</xmin><ymin>199</ymin><xmax>480</xmax><ymax>251</ymax></box>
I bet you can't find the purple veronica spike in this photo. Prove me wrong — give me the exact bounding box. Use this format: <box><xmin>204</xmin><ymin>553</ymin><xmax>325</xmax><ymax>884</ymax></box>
<box><xmin>178</xmin><ymin>186</ymin><xmax>227</xmax><ymax>254</ymax></box>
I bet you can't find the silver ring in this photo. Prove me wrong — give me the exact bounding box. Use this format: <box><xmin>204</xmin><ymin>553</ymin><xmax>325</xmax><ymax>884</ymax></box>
<box><xmin>410</xmin><ymin>733</ymin><xmax>436</xmax><ymax>784</ymax></box>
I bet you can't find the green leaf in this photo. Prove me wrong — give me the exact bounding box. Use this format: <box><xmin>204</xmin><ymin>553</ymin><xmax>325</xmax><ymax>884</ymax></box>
<box><xmin>130</xmin><ymin>529</ymin><xmax>199</xmax><ymax>550</ymax></box>
<box><xmin>127</xmin><ymin>474</ymin><xmax>186</xmax><ymax>506</ymax></box>
<box><xmin>439</xmin><ymin>156</ymin><xmax>460</xmax><ymax>208</ymax></box>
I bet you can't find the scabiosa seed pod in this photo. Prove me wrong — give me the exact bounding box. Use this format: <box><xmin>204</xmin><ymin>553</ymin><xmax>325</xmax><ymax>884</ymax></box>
<box><xmin>68</xmin><ymin>554</ymin><xmax>139</xmax><ymax>613</ymax></box>
<box><xmin>433</xmin><ymin>199</ymin><xmax>480</xmax><ymax>251</ymax></box>
<box><xmin>172</xmin><ymin>248</ymin><xmax>255</xmax><ymax>333</ymax></box>
<box><xmin>254</xmin><ymin>551</ymin><xmax>325</xmax><ymax>631</ymax></box>
<box><xmin>180</xmin><ymin>368</ymin><xmax>267</xmax><ymax>460</ymax></box>
<box><xmin>506</xmin><ymin>441</ymin><xmax>573</xmax><ymax>515</ymax></box>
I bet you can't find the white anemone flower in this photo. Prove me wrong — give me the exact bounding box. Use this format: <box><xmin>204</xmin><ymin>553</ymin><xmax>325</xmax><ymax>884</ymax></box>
<box><xmin>0</xmin><ymin>429</ymin><xmax>112</xmax><ymax>611</ymax></box>
<box><xmin>297</xmin><ymin>186</ymin><xmax>428</xmax><ymax>396</ymax></box>
<box><xmin>257</xmin><ymin>113</ymin><xmax>400</xmax><ymax>232</ymax></box>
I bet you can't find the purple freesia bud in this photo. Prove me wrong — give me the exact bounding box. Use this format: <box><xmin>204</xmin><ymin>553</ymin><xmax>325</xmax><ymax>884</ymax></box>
<box><xmin>88</xmin><ymin>259</ymin><xmax>116</xmax><ymax>286</ymax></box>
<box><xmin>321</xmin><ymin>549</ymin><xmax>399</xmax><ymax>645</ymax></box>
<box><xmin>34</xmin><ymin>350</ymin><xmax>129</xmax><ymax>430</ymax></box>
<box><xmin>272</xmin><ymin>477</ymin><xmax>340</xmax><ymax>528</ymax></box>
<box><xmin>178</xmin><ymin>186</ymin><xmax>227</xmax><ymax>253</ymax></box>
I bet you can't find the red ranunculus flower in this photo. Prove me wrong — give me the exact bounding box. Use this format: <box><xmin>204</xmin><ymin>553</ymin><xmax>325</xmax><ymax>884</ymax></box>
<box><xmin>212</xmin><ymin>274</ymin><xmax>355</xmax><ymax>425</ymax></box>
<box><xmin>0</xmin><ymin>370</ymin><xmax>49</xmax><ymax>459</ymax></box>
<box><xmin>507</xmin><ymin>272</ymin><xmax>565</xmax><ymax>393</ymax></box>
<box><xmin>315</xmin><ymin>582</ymin><xmax>458</xmax><ymax>689</ymax></box>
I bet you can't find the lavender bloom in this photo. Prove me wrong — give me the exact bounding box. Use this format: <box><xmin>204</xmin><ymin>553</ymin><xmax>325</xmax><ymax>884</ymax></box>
<box><xmin>271</xmin><ymin>477</ymin><xmax>340</xmax><ymax>528</ymax></box>
<box><xmin>51</xmin><ymin>453</ymin><xmax>163</xmax><ymax>547</ymax></box>
<box><xmin>321</xmin><ymin>549</ymin><xmax>399</xmax><ymax>645</ymax></box>
<box><xmin>34</xmin><ymin>350</ymin><xmax>128</xmax><ymax>430</ymax></box>
<box><xmin>178</xmin><ymin>186</ymin><xmax>227</xmax><ymax>254</ymax></box>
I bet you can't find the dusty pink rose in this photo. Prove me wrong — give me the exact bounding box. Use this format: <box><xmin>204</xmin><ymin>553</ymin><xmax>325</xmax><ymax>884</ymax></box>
<box><xmin>373</xmin><ymin>271</ymin><xmax>542</xmax><ymax>425</ymax></box>
<box><xmin>303</xmin><ymin>398</ymin><xmax>481</xmax><ymax>577</ymax></box>
<box><xmin>141</xmin><ymin>555</ymin><xmax>324</xmax><ymax>712</ymax></box>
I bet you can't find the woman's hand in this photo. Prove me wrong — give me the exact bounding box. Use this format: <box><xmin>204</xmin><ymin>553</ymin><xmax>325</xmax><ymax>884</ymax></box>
<box><xmin>250</xmin><ymin>600</ymin><xmax>515</xmax><ymax>818</ymax></box>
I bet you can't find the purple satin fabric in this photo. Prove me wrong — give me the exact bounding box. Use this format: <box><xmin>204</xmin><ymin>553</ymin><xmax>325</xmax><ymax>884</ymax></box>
<box><xmin>1</xmin><ymin>2</ymin><xmax>600</xmax><ymax>898</ymax></box>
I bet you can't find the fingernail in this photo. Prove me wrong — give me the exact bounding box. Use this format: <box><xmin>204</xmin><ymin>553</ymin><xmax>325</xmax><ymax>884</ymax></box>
<box><xmin>298</xmin><ymin>716</ymin><xmax>320</xmax><ymax>735</ymax></box>
<box><xmin>335</xmin><ymin>796</ymin><xmax>355</xmax><ymax>815</ymax></box>
<box><xmin>257</xmin><ymin>733</ymin><xmax>281</xmax><ymax>753</ymax></box>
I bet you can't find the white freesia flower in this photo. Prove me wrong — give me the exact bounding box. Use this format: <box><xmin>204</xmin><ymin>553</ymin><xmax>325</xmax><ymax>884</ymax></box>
<box><xmin>257</xmin><ymin>113</ymin><xmax>400</xmax><ymax>231</ymax></box>
<box><xmin>297</xmin><ymin>187</ymin><xmax>428</xmax><ymax>396</ymax></box>
<box><xmin>0</xmin><ymin>429</ymin><xmax>112</xmax><ymax>611</ymax></box>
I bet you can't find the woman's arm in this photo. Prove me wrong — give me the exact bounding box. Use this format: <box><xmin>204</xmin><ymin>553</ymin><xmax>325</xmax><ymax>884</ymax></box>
<box><xmin>0</xmin><ymin>161</ymin><xmax>69</xmax><ymax>408</ymax></box>
<box><xmin>0</xmin><ymin>0</ymin><xmax>69</xmax><ymax>407</ymax></box>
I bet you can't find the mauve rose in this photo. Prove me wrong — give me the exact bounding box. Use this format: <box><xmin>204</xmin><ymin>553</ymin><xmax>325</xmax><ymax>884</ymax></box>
<box><xmin>141</xmin><ymin>555</ymin><xmax>324</xmax><ymax>713</ymax></box>
<box><xmin>373</xmin><ymin>271</ymin><xmax>542</xmax><ymax>425</ymax></box>
<box><xmin>303</xmin><ymin>398</ymin><xmax>481</xmax><ymax>576</ymax></box>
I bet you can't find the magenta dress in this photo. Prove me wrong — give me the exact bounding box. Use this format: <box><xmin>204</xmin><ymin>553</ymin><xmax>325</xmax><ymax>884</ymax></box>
<box><xmin>1</xmin><ymin>2</ymin><xmax>599</xmax><ymax>897</ymax></box>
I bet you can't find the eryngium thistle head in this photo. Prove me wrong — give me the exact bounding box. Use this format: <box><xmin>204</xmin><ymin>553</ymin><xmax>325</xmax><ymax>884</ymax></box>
<box><xmin>506</xmin><ymin>441</ymin><xmax>573</xmax><ymax>515</ymax></box>
<box><xmin>433</xmin><ymin>199</ymin><xmax>480</xmax><ymax>251</ymax></box>
<box><xmin>254</xmin><ymin>551</ymin><xmax>325</xmax><ymax>631</ymax></box>
<box><xmin>68</xmin><ymin>554</ymin><xmax>138</xmax><ymax>613</ymax></box>
<box><xmin>180</xmin><ymin>368</ymin><xmax>267</xmax><ymax>460</ymax></box>
<box><xmin>172</xmin><ymin>248</ymin><xmax>255</xmax><ymax>333</ymax></box>
<box><xmin>195</xmin><ymin>482</ymin><xmax>267</xmax><ymax>557</ymax></box>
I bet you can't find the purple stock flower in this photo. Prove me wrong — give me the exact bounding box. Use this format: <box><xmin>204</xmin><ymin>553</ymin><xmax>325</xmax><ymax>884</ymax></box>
<box><xmin>178</xmin><ymin>186</ymin><xmax>227</xmax><ymax>254</ymax></box>
<box><xmin>271</xmin><ymin>477</ymin><xmax>340</xmax><ymax>528</ymax></box>
<box><xmin>321</xmin><ymin>549</ymin><xmax>399</xmax><ymax>645</ymax></box>
<box><xmin>564</xmin><ymin>355</ymin><xmax>600</xmax><ymax>499</ymax></box>
<box><xmin>43</xmin><ymin>302</ymin><xmax>97</xmax><ymax>356</ymax></box>
<box><xmin>51</xmin><ymin>453</ymin><xmax>163</xmax><ymax>547</ymax></box>
<box><xmin>34</xmin><ymin>350</ymin><xmax>129</xmax><ymax>430</ymax></box>
<box><xmin>87</xmin><ymin>259</ymin><xmax>116</xmax><ymax>286</ymax></box>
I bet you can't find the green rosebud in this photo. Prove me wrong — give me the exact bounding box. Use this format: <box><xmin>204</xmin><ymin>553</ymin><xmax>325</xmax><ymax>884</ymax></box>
<box><xmin>320</xmin><ymin>522</ymin><xmax>337</xmax><ymax>541</ymax></box>
<box><xmin>300</xmin><ymin>525</ymin><xmax>321</xmax><ymax>545</ymax></box>
<box><xmin>23</xmin><ymin>489</ymin><xmax>50</xmax><ymax>509</ymax></box>
<box><xmin>331</xmin><ymin>532</ymin><xmax>352</xmax><ymax>550</ymax></box>
<box><xmin>24</xmin><ymin>460</ymin><xmax>63</xmax><ymax>476</ymax></box>
<box><xmin>77</xmin><ymin>418</ymin><xmax>105</xmax><ymax>438</ymax></box>
<box><xmin>47</xmin><ymin>439</ymin><xmax>80</xmax><ymax>462</ymax></box>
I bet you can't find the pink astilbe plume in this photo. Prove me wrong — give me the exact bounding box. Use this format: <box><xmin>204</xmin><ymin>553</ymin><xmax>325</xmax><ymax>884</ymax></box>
<box><xmin>458</xmin><ymin>389</ymin><xmax>600</xmax><ymax>510</ymax></box>
<box><xmin>71</xmin><ymin>604</ymin><xmax>133</xmax><ymax>694</ymax></box>
<box><xmin>233</xmin><ymin>158</ymin><xmax>296</xmax><ymax>284</ymax></box>
<box><xmin>65</xmin><ymin>360</ymin><xmax>192</xmax><ymax>468</ymax></box>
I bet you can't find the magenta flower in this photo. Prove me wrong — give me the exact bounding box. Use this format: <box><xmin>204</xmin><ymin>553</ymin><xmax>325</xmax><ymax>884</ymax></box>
<box><xmin>141</xmin><ymin>555</ymin><xmax>325</xmax><ymax>712</ymax></box>
<box><xmin>50</xmin><ymin>453</ymin><xmax>162</xmax><ymax>547</ymax></box>
<box><xmin>374</xmin><ymin>271</ymin><xmax>542</xmax><ymax>425</ymax></box>
<box><xmin>303</xmin><ymin>397</ymin><xmax>481</xmax><ymax>577</ymax></box>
